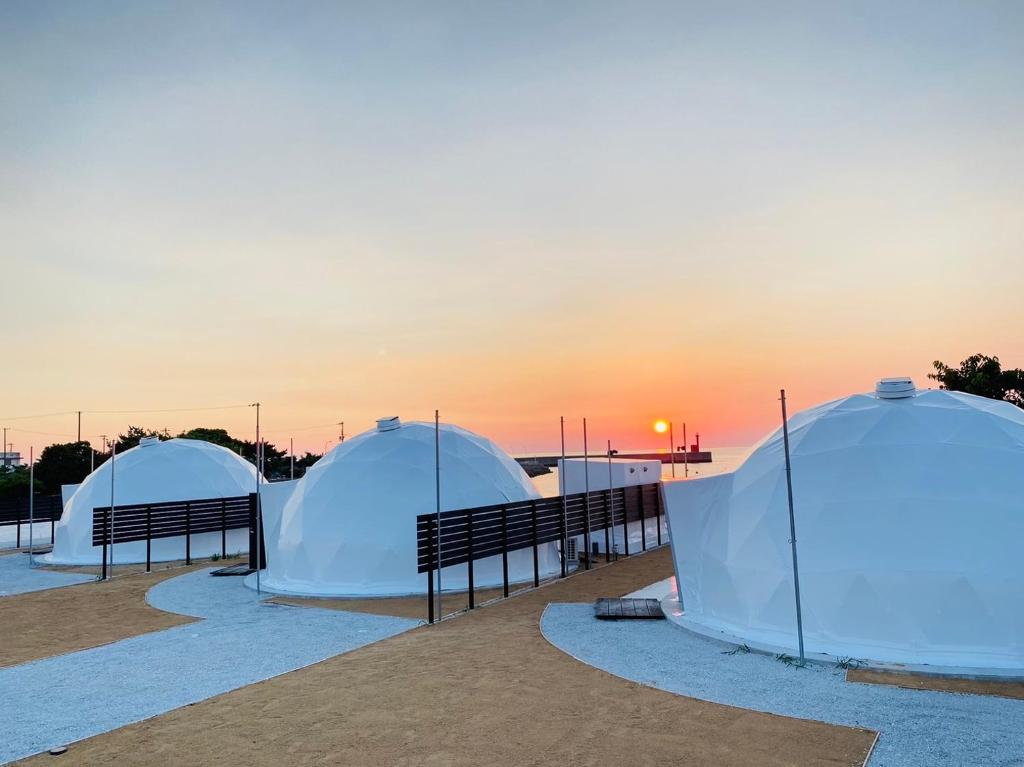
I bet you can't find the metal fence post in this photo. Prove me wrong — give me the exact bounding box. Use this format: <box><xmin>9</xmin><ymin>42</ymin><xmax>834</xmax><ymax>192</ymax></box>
<box><xmin>16</xmin><ymin>501</ymin><xmax>21</xmax><ymax>548</ymax></box>
<box><xmin>146</xmin><ymin>506</ymin><xmax>152</xmax><ymax>573</ymax></box>
<box><xmin>639</xmin><ymin>486</ymin><xmax>647</xmax><ymax>551</ymax></box>
<box><xmin>655</xmin><ymin>486</ymin><xmax>662</xmax><ymax>546</ymax></box>
<box><xmin>50</xmin><ymin>514</ymin><xmax>55</xmax><ymax>545</ymax></box>
<box><xmin>603</xmin><ymin>489</ymin><xmax>611</xmax><ymax>561</ymax></box>
<box><xmin>531</xmin><ymin>500</ymin><xmax>540</xmax><ymax>588</ymax></box>
<box><xmin>427</xmin><ymin>516</ymin><xmax>435</xmax><ymax>624</ymax></box>
<box><xmin>221</xmin><ymin>498</ymin><xmax>227</xmax><ymax>558</ymax></box>
<box><xmin>559</xmin><ymin>495</ymin><xmax>567</xmax><ymax>578</ymax></box>
<box><xmin>467</xmin><ymin>511</ymin><xmax>475</xmax><ymax>610</ymax></box>
<box><xmin>101</xmin><ymin>509</ymin><xmax>109</xmax><ymax>580</ymax></box>
<box><xmin>248</xmin><ymin>493</ymin><xmax>258</xmax><ymax>571</ymax></box>
<box><xmin>185</xmin><ymin>502</ymin><xmax>191</xmax><ymax>565</ymax></box>
<box><xmin>501</xmin><ymin>506</ymin><xmax>509</xmax><ymax>598</ymax></box>
<box><xmin>621</xmin><ymin>488</ymin><xmax>629</xmax><ymax>557</ymax></box>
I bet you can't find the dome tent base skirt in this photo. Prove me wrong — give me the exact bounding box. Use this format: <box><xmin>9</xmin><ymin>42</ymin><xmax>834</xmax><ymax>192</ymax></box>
<box><xmin>39</xmin><ymin>528</ymin><xmax>250</xmax><ymax>566</ymax></box>
<box><xmin>662</xmin><ymin>598</ymin><xmax>1024</xmax><ymax>680</ymax></box>
<box><xmin>249</xmin><ymin>560</ymin><xmax>565</xmax><ymax>599</ymax></box>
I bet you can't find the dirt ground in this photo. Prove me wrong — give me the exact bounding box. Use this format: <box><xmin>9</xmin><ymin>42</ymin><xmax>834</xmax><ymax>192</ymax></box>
<box><xmin>0</xmin><ymin>566</ymin><xmax>205</xmax><ymax>668</ymax></box>
<box><xmin>847</xmin><ymin>667</ymin><xmax>1024</xmax><ymax>700</ymax></box>
<box><xmin>17</xmin><ymin>547</ymin><xmax>876</xmax><ymax>767</ymax></box>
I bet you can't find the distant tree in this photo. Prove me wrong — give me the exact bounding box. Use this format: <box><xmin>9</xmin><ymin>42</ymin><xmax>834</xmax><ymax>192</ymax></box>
<box><xmin>0</xmin><ymin>465</ymin><xmax>43</xmax><ymax>499</ymax></box>
<box><xmin>32</xmin><ymin>441</ymin><xmax>98</xmax><ymax>495</ymax></box>
<box><xmin>177</xmin><ymin>426</ymin><xmax>291</xmax><ymax>479</ymax></box>
<box><xmin>114</xmin><ymin>426</ymin><xmax>167</xmax><ymax>452</ymax></box>
<box><xmin>178</xmin><ymin>427</ymin><xmax>246</xmax><ymax>454</ymax></box>
<box><xmin>291</xmin><ymin>451</ymin><xmax>322</xmax><ymax>479</ymax></box>
<box><xmin>929</xmin><ymin>354</ymin><xmax>1024</xmax><ymax>408</ymax></box>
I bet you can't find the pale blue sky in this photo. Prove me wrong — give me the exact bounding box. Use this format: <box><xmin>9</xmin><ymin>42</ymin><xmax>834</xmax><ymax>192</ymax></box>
<box><xmin>2</xmin><ymin>1</ymin><xmax>1023</xmax><ymax>451</ymax></box>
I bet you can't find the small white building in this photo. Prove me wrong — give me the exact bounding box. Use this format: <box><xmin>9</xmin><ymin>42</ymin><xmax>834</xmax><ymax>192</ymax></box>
<box><xmin>664</xmin><ymin>379</ymin><xmax>1024</xmax><ymax>676</ymax></box>
<box><xmin>257</xmin><ymin>417</ymin><xmax>562</xmax><ymax>597</ymax></box>
<box><xmin>559</xmin><ymin>457</ymin><xmax>664</xmax><ymax>555</ymax></box>
<box><xmin>43</xmin><ymin>437</ymin><xmax>260</xmax><ymax>565</ymax></box>
<box><xmin>0</xmin><ymin>452</ymin><xmax>22</xmax><ymax>469</ymax></box>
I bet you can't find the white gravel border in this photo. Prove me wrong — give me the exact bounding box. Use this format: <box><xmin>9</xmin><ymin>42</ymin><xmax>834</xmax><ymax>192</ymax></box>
<box><xmin>540</xmin><ymin>603</ymin><xmax>1023</xmax><ymax>766</ymax></box>
<box><xmin>0</xmin><ymin>568</ymin><xmax>420</xmax><ymax>764</ymax></box>
<box><xmin>0</xmin><ymin>553</ymin><xmax>93</xmax><ymax>597</ymax></box>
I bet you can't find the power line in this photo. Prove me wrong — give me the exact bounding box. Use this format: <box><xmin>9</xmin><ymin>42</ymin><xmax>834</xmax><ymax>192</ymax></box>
<box><xmin>263</xmin><ymin>422</ymin><xmax>340</xmax><ymax>434</ymax></box>
<box><xmin>0</xmin><ymin>410</ymin><xmax>78</xmax><ymax>421</ymax></box>
<box><xmin>5</xmin><ymin>427</ymin><xmax>104</xmax><ymax>439</ymax></box>
<box><xmin>85</xmin><ymin>404</ymin><xmax>250</xmax><ymax>415</ymax></box>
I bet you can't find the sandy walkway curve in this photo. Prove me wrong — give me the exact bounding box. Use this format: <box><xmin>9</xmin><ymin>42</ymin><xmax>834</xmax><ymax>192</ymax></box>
<box><xmin>16</xmin><ymin>547</ymin><xmax>875</xmax><ymax>767</ymax></box>
<box><xmin>1</xmin><ymin>569</ymin><xmax>418</xmax><ymax>764</ymax></box>
<box><xmin>541</xmin><ymin>603</ymin><xmax>1023</xmax><ymax>766</ymax></box>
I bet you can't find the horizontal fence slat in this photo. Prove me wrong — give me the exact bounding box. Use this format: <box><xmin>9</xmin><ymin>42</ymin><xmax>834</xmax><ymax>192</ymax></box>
<box><xmin>91</xmin><ymin>494</ymin><xmax>252</xmax><ymax>546</ymax></box>
<box><xmin>416</xmin><ymin>483</ymin><xmax>662</xmax><ymax>573</ymax></box>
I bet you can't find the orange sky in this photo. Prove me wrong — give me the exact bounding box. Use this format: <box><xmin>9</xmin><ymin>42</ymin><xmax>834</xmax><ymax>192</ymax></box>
<box><xmin>3</xmin><ymin>4</ymin><xmax>1023</xmax><ymax>458</ymax></box>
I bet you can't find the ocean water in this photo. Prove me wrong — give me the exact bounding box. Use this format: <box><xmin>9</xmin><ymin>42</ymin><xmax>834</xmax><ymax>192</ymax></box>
<box><xmin>528</xmin><ymin>446</ymin><xmax>753</xmax><ymax>498</ymax></box>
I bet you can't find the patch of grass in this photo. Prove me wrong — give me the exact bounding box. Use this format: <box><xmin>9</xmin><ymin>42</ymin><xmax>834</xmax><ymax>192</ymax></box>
<box><xmin>721</xmin><ymin>643</ymin><xmax>752</xmax><ymax>656</ymax></box>
<box><xmin>210</xmin><ymin>553</ymin><xmax>221</xmax><ymax>562</ymax></box>
<box><xmin>775</xmin><ymin>653</ymin><xmax>806</xmax><ymax>668</ymax></box>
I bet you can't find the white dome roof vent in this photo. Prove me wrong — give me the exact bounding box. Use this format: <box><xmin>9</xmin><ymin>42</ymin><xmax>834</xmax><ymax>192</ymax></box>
<box><xmin>875</xmin><ymin>377</ymin><xmax>916</xmax><ymax>399</ymax></box>
<box><xmin>376</xmin><ymin>416</ymin><xmax>401</xmax><ymax>432</ymax></box>
<box><xmin>139</xmin><ymin>436</ymin><xmax>161</xmax><ymax>448</ymax></box>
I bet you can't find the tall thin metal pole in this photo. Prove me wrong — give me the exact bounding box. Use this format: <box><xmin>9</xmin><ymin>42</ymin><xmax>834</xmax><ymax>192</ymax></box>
<box><xmin>559</xmin><ymin>416</ymin><xmax>567</xmax><ymax>577</ymax></box>
<box><xmin>251</xmin><ymin>402</ymin><xmax>262</xmax><ymax>594</ymax></box>
<box><xmin>606</xmin><ymin>440</ymin><xmax>614</xmax><ymax>557</ymax></box>
<box><xmin>582</xmin><ymin>417</ymin><xmax>591</xmax><ymax>568</ymax></box>
<box><xmin>108</xmin><ymin>440</ymin><xmax>116</xmax><ymax>578</ymax></box>
<box><xmin>2</xmin><ymin>427</ymin><xmax>6</xmax><ymax>468</ymax></box>
<box><xmin>28</xmin><ymin>447</ymin><xmax>34</xmax><ymax>567</ymax></box>
<box><xmin>290</xmin><ymin>437</ymin><xmax>294</xmax><ymax>480</ymax></box>
<box><xmin>669</xmin><ymin>422</ymin><xmax>676</xmax><ymax>478</ymax></box>
<box><xmin>780</xmin><ymin>389</ymin><xmax>805</xmax><ymax>665</ymax></box>
<box><xmin>683</xmin><ymin>422</ymin><xmax>689</xmax><ymax>478</ymax></box>
<box><xmin>434</xmin><ymin>409</ymin><xmax>442</xmax><ymax>619</ymax></box>
<box><xmin>77</xmin><ymin>411</ymin><xmax>81</xmax><ymax>443</ymax></box>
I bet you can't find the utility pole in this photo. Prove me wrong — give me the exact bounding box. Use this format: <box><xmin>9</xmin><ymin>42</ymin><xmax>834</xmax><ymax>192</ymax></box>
<box><xmin>1</xmin><ymin>427</ymin><xmax>6</xmax><ymax>468</ymax></box>
<box><xmin>559</xmin><ymin>416</ymin><xmax>567</xmax><ymax>578</ymax></box>
<box><xmin>28</xmin><ymin>447</ymin><xmax>34</xmax><ymax>568</ymax></box>
<box><xmin>683</xmin><ymin>422</ymin><xmax>689</xmax><ymax>478</ymax></box>
<box><xmin>338</xmin><ymin>421</ymin><xmax>345</xmax><ymax>443</ymax></box>
<box><xmin>668</xmin><ymin>422</ymin><xmax>676</xmax><ymax>478</ymax></box>
<box><xmin>77</xmin><ymin>411</ymin><xmax>81</xmax><ymax>443</ymax></box>
<box><xmin>290</xmin><ymin>437</ymin><xmax>294</xmax><ymax>480</ymax></box>
<box><xmin>434</xmin><ymin>409</ymin><xmax>442</xmax><ymax>620</ymax></box>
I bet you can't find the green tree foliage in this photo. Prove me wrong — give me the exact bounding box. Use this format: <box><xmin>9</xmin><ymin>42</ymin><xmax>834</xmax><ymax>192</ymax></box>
<box><xmin>32</xmin><ymin>441</ymin><xmax>103</xmax><ymax>495</ymax></box>
<box><xmin>929</xmin><ymin>354</ymin><xmax>1024</xmax><ymax>408</ymax></box>
<box><xmin>114</xmin><ymin>426</ymin><xmax>167</xmax><ymax>452</ymax></box>
<box><xmin>176</xmin><ymin>427</ymin><xmax>303</xmax><ymax>479</ymax></box>
<box><xmin>0</xmin><ymin>465</ymin><xmax>43</xmax><ymax>499</ymax></box>
<box><xmin>178</xmin><ymin>427</ymin><xmax>246</xmax><ymax>454</ymax></box>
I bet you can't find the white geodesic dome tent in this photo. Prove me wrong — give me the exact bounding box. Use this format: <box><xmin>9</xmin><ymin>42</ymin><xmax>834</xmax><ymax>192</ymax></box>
<box><xmin>259</xmin><ymin>417</ymin><xmax>562</xmax><ymax>597</ymax></box>
<box><xmin>665</xmin><ymin>381</ymin><xmax>1024</xmax><ymax>674</ymax></box>
<box><xmin>45</xmin><ymin>437</ymin><xmax>260</xmax><ymax>565</ymax></box>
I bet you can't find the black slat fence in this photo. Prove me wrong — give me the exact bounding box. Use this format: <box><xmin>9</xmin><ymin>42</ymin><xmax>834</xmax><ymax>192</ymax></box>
<box><xmin>417</xmin><ymin>482</ymin><xmax>664</xmax><ymax>622</ymax></box>
<box><xmin>92</xmin><ymin>494</ymin><xmax>253</xmax><ymax>578</ymax></box>
<box><xmin>0</xmin><ymin>495</ymin><xmax>63</xmax><ymax>547</ymax></box>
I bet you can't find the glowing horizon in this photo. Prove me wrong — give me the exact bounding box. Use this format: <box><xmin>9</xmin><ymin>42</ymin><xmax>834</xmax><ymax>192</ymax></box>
<box><xmin>3</xmin><ymin>3</ymin><xmax>1022</xmax><ymax>460</ymax></box>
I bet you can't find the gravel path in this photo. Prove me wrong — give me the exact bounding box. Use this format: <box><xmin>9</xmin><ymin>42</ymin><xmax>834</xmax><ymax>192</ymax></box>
<box><xmin>0</xmin><ymin>554</ymin><xmax>93</xmax><ymax>597</ymax></box>
<box><xmin>541</xmin><ymin>603</ymin><xmax>1024</xmax><ymax>766</ymax></box>
<box><xmin>0</xmin><ymin>569</ymin><xmax>420</xmax><ymax>764</ymax></box>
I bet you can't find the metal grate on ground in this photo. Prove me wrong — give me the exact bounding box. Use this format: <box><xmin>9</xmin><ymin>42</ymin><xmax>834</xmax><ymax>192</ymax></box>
<box><xmin>594</xmin><ymin>597</ymin><xmax>665</xmax><ymax>620</ymax></box>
